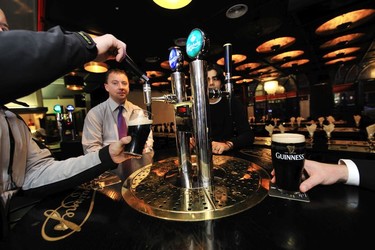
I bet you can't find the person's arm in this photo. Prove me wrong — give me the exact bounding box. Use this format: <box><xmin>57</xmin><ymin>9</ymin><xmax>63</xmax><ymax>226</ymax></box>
<box><xmin>297</xmin><ymin>159</ymin><xmax>349</xmax><ymax>193</ymax></box>
<box><xmin>23</xmin><ymin>135</ymin><xmax>133</xmax><ymax>198</ymax></box>
<box><xmin>0</xmin><ymin>26</ymin><xmax>126</xmax><ymax>105</ymax></box>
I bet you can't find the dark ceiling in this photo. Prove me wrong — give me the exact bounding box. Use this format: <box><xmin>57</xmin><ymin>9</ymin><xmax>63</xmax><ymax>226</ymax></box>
<box><xmin>42</xmin><ymin>0</ymin><xmax>375</xmax><ymax>92</ymax></box>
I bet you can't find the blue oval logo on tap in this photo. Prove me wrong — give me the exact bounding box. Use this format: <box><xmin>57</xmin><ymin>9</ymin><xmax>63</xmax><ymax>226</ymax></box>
<box><xmin>169</xmin><ymin>47</ymin><xmax>183</xmax><ymax>72</ymax></box>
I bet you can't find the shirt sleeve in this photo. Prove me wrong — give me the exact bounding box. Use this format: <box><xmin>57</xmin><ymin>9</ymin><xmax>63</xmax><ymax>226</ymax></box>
<box><xmin>0</xmin><ymin>26</ymin><xmax>97</xmax><ymax>105</ymax></box>
<box><xmin>339</xmin><ymin>159</ymin><xmax>360</xmax><ymax>186</ymax></box>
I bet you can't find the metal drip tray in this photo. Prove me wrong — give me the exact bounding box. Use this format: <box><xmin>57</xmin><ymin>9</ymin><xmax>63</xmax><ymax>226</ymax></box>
<box><xmin>122</xmin><ymin>155</ymin><xmax>270</xmax><ymax>221</ymax></box>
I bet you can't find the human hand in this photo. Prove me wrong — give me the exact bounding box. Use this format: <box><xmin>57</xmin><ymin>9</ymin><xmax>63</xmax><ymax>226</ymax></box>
<box><xmin>212</xmin><ymin>141</ymin><xmax>231</xmax><ymax>155</ymax></box>
<box><xmin>190</xmin><ymin>137</ymin><xmax>196</xmax><ymax>149</ymax></box>
<box><xmin>270</xmin><ymin>159</ymin><xmax>349</xmax><ymax>193</ymax></box>
<box><xmin>93</xmin><ymin>34</ymin><xmax>127</xmax><ymax>63</ymax></box>
<box><xmin>109</xmin><ymin>136</ymin><xmax>141</xmax><ymax>163</ymax></box>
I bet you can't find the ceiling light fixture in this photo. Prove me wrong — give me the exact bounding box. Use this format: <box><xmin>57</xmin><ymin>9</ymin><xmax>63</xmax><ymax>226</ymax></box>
<box><xmin>235</xmin><ymin>62</ymin><xmax>262</xmax><ymax>71</ymax></box>
<box><xmin>217</xmin><ymin>54</ymin><xmax>247</xmax><ymax>65</ymax></box>
<box><xmin>226</xmin><ymin>4</ymin><xmax>248</xmax><ymax>19</ymax></box>
<box><xmin>146</xmin><ymin>70</ymin><xmax>165</xmax><ymax>78</ymax></box>
<box><xmin>315</xmin><ymin>9</ymin><xmax>375</xmax><ymax>35</ymax></box>
<box><xmin>281</xmin><ymin>59</ymin><xmax>310</xmax><ymax>68</ymax></box>
<box><xmin>320</xmin><ymin>33</ymin><xmax>364</xmax><ymax>49</ymax></box>
<box><xmin>325</xmin><ymin>56</ymin><xmax>356</xmax><ymax>65</ymax></box>
<box><xmin>236</xmin><ymin>78</ymin><xmax>254</xmax><ymax>84</ymax></box>
<box><xmin>322</xmin><ymin>47</ymin><xmax>360</xmax><ymax>59</ymax></box>
<box><xmin>64</xmin><ymin>73</ymin><xmax>85</xmax><ymax>91</ymax></box>
<box><xmin>264</xmin><ymin>80</ymin><xmax>278</xmax><ymax>95</ymax></box>
<box><xmin>153</xmin><ymin>0</ymin><xmax>192</xmax><ymax>10</ymax></box>
<box><xmin>84</xmin><ymin>61</ymin><xmax>108</xmax><ymax>73</ymax></box>
<box><xmin>271</xmin><ymin>50</ymin><xmax>305</xmax><ymax>62</ymax></box>
<box><xmin>256</xmin><ymin>37</ymin><xmax>296</xmax><ymax>53</ymax></box>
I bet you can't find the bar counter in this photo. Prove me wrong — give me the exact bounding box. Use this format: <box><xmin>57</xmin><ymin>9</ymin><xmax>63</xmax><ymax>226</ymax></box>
<box><xmin>3</xmin><ymin>147</ymin><xmax>375</xmax><ymax>249</ymax></box>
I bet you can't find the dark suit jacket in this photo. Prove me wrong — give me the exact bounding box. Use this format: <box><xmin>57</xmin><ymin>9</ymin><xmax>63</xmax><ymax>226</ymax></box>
<box><xmin>352</xmin><ymin>159</ymin><xmax>375</xmax><ymax>191</ymax></box>
<box><xmin>0</xmin><ymin>26</ymin><xmax>97</xmax><ymax>105</ymax></box>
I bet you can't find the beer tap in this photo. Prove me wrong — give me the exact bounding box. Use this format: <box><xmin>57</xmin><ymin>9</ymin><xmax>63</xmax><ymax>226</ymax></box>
<box><xmin>186</xmin><ymin>28</ymin><xmax>212</xmax><ymax>188</ymax></box>
<box><xmin>168</xmin><ymin>46</ymin><xmax>193</xmax><ymax>188</ymax></box>
<box><xmin>125</xmin><ymin>55</ymin><xmax>152</xmax><ymax>115</ymax></box>
<box><xmin>223</xmin><ymin>43</ymin><xmax>233</xmax><ymax>117</ymax></box>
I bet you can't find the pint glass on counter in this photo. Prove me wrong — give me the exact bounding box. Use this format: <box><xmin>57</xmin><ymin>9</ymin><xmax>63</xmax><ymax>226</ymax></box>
<box><xmin>124</xmin><ymin>109</ymin><xmax>153</xmax><ymax>156</ymax></box>
<box><xmin>271</xmin><ymin>133</ymin><xmax>306</xmax><ymax>193</ymax></box>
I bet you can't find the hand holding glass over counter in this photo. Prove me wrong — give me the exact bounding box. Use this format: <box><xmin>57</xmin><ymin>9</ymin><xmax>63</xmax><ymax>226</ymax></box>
<box><xmin>269</xmin><ymin>133</ymin><xmax>308</xmax><ymax>201</ymax></box>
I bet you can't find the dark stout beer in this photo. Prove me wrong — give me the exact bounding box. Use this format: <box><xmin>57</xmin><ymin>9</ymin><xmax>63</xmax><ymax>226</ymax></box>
<box><xmin>124</xmin><ymin>109</ymin><xmax>152</xmax><ymax>156</ymax></box>
<box><xmin>271</xmin><ymin>133</ymin><xmax>306</xmax><ymax>192</ymax></box>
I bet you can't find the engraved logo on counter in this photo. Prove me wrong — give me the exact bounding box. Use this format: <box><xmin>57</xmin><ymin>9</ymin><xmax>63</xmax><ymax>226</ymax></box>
<box><xmin>41</xmin><ymin>187</ymin><xmax>96</xmax><ymax>241</ymax></box>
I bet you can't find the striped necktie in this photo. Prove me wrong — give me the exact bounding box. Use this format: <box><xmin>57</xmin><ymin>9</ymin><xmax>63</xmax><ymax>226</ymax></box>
<box><xmin>117</xmin><ymin>105</ymin><xmax>127</xmax><ymax>138</ymax></box>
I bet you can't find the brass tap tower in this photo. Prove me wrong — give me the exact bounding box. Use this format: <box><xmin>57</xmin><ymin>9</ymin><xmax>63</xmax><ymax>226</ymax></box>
<box><xmin>122</xmin><ymin>28</ymin><xmax>269</xmax><ymax>221</ymax></box>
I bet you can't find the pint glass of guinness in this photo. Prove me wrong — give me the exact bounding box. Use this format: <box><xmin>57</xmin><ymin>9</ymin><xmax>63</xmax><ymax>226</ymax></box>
<box><xmin>124</xmin><ymin>109</ymin><xmax>153</xmax><ymax>156</ymax></box>
<box><xmin>271</xmin><ymin>133</ymin><xmax>306</xmax><ymax>193</ymax></box>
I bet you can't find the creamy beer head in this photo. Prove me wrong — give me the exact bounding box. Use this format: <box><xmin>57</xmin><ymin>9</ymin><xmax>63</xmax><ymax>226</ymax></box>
<box><xmin>128</xmin><ymin>115</ymin><xmax>152</xmax><ymax>126</ymax></box>
<box><xmin>271</xmin><ymin>133</ymin><xmax>305</xmax><ymax>144</ymax></box>
<box><xmin>128</xmin><ymin>109</ymin><xmax>153</xmax><ymax>126</ymax></box>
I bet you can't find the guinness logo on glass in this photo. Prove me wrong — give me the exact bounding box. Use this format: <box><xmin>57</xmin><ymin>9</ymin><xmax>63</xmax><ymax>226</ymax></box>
<box><xmin>287</xmin><ymin>145</ymin><xmax>295</xmax><ymax>154</ymax></box>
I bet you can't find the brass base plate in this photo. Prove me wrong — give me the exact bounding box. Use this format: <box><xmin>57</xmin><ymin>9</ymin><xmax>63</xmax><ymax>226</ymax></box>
<box><xmin>122</xmin><ymin>155</ymin><xmax>270</xmax><ymax>221</ymax></box>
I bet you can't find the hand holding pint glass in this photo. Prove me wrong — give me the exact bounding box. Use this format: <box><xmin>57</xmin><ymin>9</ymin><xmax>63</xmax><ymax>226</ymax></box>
<box><xmin>271</xmin><ymin>133</ymin><xmax>306</xmax><ymax>193</ymax></box>
<box><xmin>124</xmin><ymin>109</ymin><xmax>153</xmax><ymax>156</ymax></box>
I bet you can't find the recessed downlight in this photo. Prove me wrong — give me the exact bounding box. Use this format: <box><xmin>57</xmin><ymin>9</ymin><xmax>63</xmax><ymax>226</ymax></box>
<box><xmin>226</xmin><ymin>4</ymin><xmax>248</xmax><ymax>19</ymax></box>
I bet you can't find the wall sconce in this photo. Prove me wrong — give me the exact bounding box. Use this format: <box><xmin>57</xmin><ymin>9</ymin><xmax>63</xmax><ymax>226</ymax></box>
<box><xmin>264</xmin><ymin>80</ymin><xmax>278</xmax><ymax>95</ymax></box>
<box><xmin>64</xmin><ymin>73</ymin><xmax>85</xmax><ymax>91</ymax></box>
<box><xmin>153</xmin><ymin>0</ymin><xmax>192</xmax><ymax>10</ymax></box>
<box><xmin>84</xmin><ymin>61</ymin><xmax>108</xmax><ymax>73</ymax></box>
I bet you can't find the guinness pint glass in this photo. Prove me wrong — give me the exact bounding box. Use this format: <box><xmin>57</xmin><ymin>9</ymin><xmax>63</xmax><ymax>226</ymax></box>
<box><xmin>124</xmin><ymin>109</ymin><xmax>153</xmax><ymax>156</ymax></box>
<box><xmin>271</xmin><ymin>133</ymin><xmax>306</xmax><ymax>193</ymax></box>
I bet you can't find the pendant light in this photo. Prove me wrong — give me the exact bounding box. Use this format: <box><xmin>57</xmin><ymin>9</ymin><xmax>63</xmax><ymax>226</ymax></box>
<box><xmin>153</xmin><ymin>0</ymin><xmax>192</xmax><ymax>10</ymax></box>
<box><xmin>64</xmin><ymin>72</ymin><xmax>85</xmax><ymax>91</ymax></box>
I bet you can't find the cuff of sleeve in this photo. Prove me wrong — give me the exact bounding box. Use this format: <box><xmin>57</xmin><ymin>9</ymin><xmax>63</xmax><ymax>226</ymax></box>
<box><xmin>99</xmin><ymin>145</ymin><xmax>118</xmax><ymax>170</ymax></box>
<box><xmin>73</xmin><ymin>31</ymin><xmax>98</xmax><ymax>59</ymax></box>
<box><xmin>339</xmin><ymin>159</ymin><xmax>360</xmax><ymax>186</ymax></box>
<box><xmin>225</xmin><ymin>141</ymin><xmax>234</xmax><ymax>150</ymax></box>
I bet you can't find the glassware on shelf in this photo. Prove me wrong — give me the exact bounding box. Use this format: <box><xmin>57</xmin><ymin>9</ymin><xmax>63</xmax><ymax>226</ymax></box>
<box><xmin>318</xmin><ymin>117</ymin><xmax>325</xmax><ymax>129</ymax></box>
<box><xmin>366</xmin><ymin>124</ymin><xmax>375</xmax><ymax>151</ymax></box>
<box><xmin>326</xmin><ymin>131</ymin><xmax>332</xmax><ymax>144</ymax></box>
<box><xmin>265</xmin><ymin>124</ymin><xmax>275</xmax><ymax>137</ymax></box>
<box><xmin>306</xmin><ymin>123</ymin><xmax>317</xmax><ymax>145</ymax></box>
<box><xmin>323</xmin><ymin>124</ymin><xmax>334</xmax><ymax>144</ymax></box>
<box><xmin>353</xmin><ymin>115</ymin><xmax>361</xmax><ymax>128</ymax></box>
<box><xmin>368</xmin><ymin>134</ymin><xmax>375</xmax><ymax>152</ymax></box>
<box><xmin>308</xmin><ymin>131</ymin><xmax>314</xmax><ymax>144</ymax></box>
